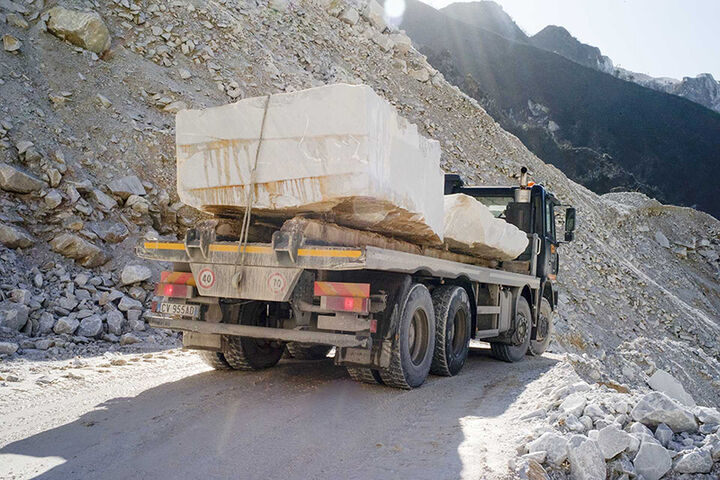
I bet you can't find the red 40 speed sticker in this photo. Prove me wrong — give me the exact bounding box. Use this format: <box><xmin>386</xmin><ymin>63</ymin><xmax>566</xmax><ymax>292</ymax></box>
<box><xmin>197</xmin><ymin>268</ymin><xmax>216</xmax><ymax>289</ymax></box>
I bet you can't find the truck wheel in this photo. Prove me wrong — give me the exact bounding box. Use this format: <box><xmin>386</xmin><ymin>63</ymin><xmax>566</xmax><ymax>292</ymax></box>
<box><xmin>528</xmin><ymin>298</ymin><xmax>553</xmax><ymax>356</ymax></box>
<box><xmin>490</xmin><ymin>297</ymin><xmax>531</xmax><ymax>363</ymax></box>
<box><xmin>430</xmin><ymin>286</ymin><xmax>471</xmax><ymax>377</ymax></box>
<box><xmin>286</xmin><ymin>342</ymin><xmax>332</xmax><ymax>360</ymax></box>
<box><xmin>223</xmin><ymin>302</ymin><xmax>284</xmax><ymax>371</ymax></box>
<box><xmin>380</xmin><ymin>283</ymin><xmax>435</xmax><ymax>389</ymax></box>
<box><xmin>198</xmin><ymin>350</ymin><xmax>232</xmax><ymax>370</ymax></box>
<box><xmin>346</xmin><ymin>367</ymin><xmax>384</xmax><ymax>385</ymax></box>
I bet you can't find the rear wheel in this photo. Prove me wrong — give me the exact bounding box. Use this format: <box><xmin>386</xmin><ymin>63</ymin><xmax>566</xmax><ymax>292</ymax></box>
<box><xmin>528</xmin><ymin>298</ymin><xmax>553</xmax><ymax>356</ymax></box>
<box><xmin>223</xmin><ymin>302</ymin><xmax>284</xmax><ymax>371</ymax></box>
<box><xmin>430</xmin><ymin>286</ymin><xmax>472</xmax><ymax>377</ymax></box>
<box><xmin>286</xmin><ymin>342</ymin><xmax>332</xmax><ymax>360</ymax></box>
<box><xmin>380</xmin><ymin>283</ymin><xmax>435</xmax><ymax>389</ymax></box>
<box><xmin>197</xmin><ymin>350</ymin><xmax>232</xmax><ymax>370</ymax></box>
<box><xmin>490</xmin><ymin>297</ymin><xmax>531</xmax><ymax>363</ymax></box>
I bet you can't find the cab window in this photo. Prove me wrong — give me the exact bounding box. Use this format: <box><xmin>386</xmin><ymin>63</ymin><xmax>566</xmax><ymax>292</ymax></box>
<box><xmin>545</xmin><ymin>202</ymin><xmax>556</xmax><ymax>241</ymax></box>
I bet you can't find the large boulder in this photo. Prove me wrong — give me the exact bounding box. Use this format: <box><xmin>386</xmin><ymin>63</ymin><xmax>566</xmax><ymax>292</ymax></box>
<box><xmin>673</xmin><ymin>448</ymin><xmax>713</xmax><ymax>474</ymax></box>
<box><xmin>597</xmin><ymin>424</ymin><xmax>632</xmax><ymax>459</ymax></box>
<box><xmin>567</xmin><ymin>435</ymin><xmax>606</xmax><ymax>480</ymax></box>
<box><xmin>362</xmin><ymin>0</ymin><xmax>387</xmax><ymax>31</ymax></box>
<box><xmin>560</xmin><ymin>392</ymin><xmax>587</xmax><ymax>417</ymax></box>
<box><xmin>647</xmin><ymin>369</ymin><xmax>695</xmax><ymax>407</ymax></box>
<box><xmin>46</xmin><ymin>7</ymin><xmax>111</xmax><ymax>54</ymax></box>
<box><xmin>527</xmin><ymin>432</ymin><xmax>568</xmax><ymax>466</ymax></box>
<box><xmin>632</xmin><ymin>438</ymin><xmax>671</xmax><ymax>480</ymax></box>
<box><xmin>89</xmin><ymin>221</ymin><xmax>129</xmax><ymax>243</ymax></box>
<box><xmin>106</xmin><ymin>310</ymin><xmax>125</xmax><ymax>336</ymax></box>
<box><xmin>0</xmin><ymin>163</ymin><xmax>46</xmax><ymax>193</ymax></box>
<box><xmin>77</xmin><ymin>314</ymin><xmax>103</xmax><ymax>337</ymax></box>
<box><xmin>694</xmin><ymin>406</ymin><xmax>720</xmax><ymax>425</ymax></box>
<box><xmin>0</xmin><ymin>301</ymin><xmax>29</xmax><ymax>331</ymax></box>
<box><xmin>0</xmin><ymin>222</ymin><xmax>34</xmax><ymax>248</ymax></box>
<box><xmin>49</xmin><ymin>233</ymin><xmax>108</xmax><ymax>267</ymax></box>
<box><xmin>53</xmin><ymin>316</ymin><xmax>79</xmax><ymax>335</ymax></box>
<box><xmin>0</xmin><ymin>341</ymin><xmax>19</xmax><ymax>355</ymax></box>
<box><xmin>107</xmin><ymin>175</ymin><xmax>145</xmax><ymax>199</ymax></box>
<box><xmin>631</xmin><ymin>392</ymin><xmax>698</xmax><ymax>432</ymax></box>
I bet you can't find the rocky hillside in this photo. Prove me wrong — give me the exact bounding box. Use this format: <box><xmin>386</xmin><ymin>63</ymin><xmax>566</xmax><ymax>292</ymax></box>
<box><xmin>1</xmin><ymin>0</ymin><xmax>719</xmax><ymax>477</ymax></box>
<box><xmin>400</xmin><ymin>0</ymin><xmax>720</xmax><ymax>222</ymax></box>
<box><xmin>530</xmin><ymin>25</ymin><xmax>614</xmax><ymax>74</ymax></box>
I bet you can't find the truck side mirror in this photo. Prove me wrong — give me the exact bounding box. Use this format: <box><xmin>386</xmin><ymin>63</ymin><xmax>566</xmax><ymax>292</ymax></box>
<box><xmin>564</xmin><ymin>207</ymin><xmax>576</xmax><ymax>242</ymax></box>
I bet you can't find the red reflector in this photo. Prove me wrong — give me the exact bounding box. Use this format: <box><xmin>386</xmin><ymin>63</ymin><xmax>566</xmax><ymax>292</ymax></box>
<box><xmin>314</xmin><ymin>282</ymin><xmax>370</xmax><ymax>298</ymax></box>
<box><xmin>155</xmin><ymin>283</ymin><xmax>190</xmax><ymax>298</ymax></box>
<box><xmin>370</xmin><ymin>319</ymin><xmax>377</xmax><ymax>333</ymax></box>
<box><xmin>321</xmin><ymin>296</ymin><xmax>369</xmax><ymax>314</ymax></box>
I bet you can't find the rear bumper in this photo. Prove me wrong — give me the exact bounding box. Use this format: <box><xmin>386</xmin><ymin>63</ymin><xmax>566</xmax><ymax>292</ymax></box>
<box><xmin>147</xmin><ymin>315</ymin><xmax>370</xmax><ymax>348</ymax></box>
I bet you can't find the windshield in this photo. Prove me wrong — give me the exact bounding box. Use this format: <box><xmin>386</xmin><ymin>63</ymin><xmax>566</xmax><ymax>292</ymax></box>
<box><xmin>474</xmin><ymin>196</ymin><xmax>514</xmax><ymax>218</ymax></box>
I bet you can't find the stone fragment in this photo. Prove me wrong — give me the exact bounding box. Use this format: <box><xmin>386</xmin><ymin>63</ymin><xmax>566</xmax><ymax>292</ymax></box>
<box><xmin>106</xmin><ymin>310</ymin><xmax>125</xmax><ymax>335</ymax></box>
<box><xmin>631</xmin><ymin>392</ymin><xmax>698</xmax><ymax>432</ymax></box>
<box><xmin>632</xmin><ymin>439</ymin><xmax>671</xmax><ymax>480</ymax></box>
<box><xmin>268</xmin><ymin>0</ymin><xmax>288</xmax><ymax>12</ymax></box>
<box><xmin>567</xmin><ymin>435</ymin><xmax>606</xmax><ymax>480</ymax></box>
<box><xmin>654</xmin><ymin>231</ymin><xmax>670</xmax><ymax>248</ymax></box>
<box><xmin>560</xmin><ymin>392</ymin><xmax>587</xmax><ymax>417</ymax></box>
<box><xmin>107</xmin><ymin>175</ymin><xmax>145</xmax><ymax>198</ymax></box>
<box><xmin>2</xmin><ymin>34</ymin><xmax>21</xmax><ymax>52</ymax></box>
<box><xmin>371</xmin><ymin>32</ymin><xmax>394</xmax><ymax>52</ymax></box>
<box><xmin>77</xmin><ymin>314</ymin><xmax>103</xmax><ymax>337</ymax></box>
<box><xmin>694</xmin><ymin>406</ymin><xmax>720</xmax><ymax>425</ymax></box>
<box><xmin>597</xmin><ymin>424</ymin><xmax>632</xmax><ymax>459</ymax></box>
<box><xmin>0</xmin><ymin>341</ymin><xmax>19</xmax><ymax>355</ymax></box>
<box><xmin>49</xmin><ymin>233</ymin><xmax>108</xmax><ymax>267</ymax></box>
<box><xmin>673</xmin><ymin>448</ymin><xmax>712</xmax><ymax>474</ymax></box>
<box><xmin>409</xmin><ymin>66</ymin><xmax>430</xmax><ymax>82</ymax></box>
<box><xmin>46</xmin><ymin>7</ymin><xmax>111</xmax><ymax>54</ymax></box>
<box><xmin>654</xmin><ymin>423</ymin><xmax>673</xmax><ymax>447</ymax></box>
<box><xmin>0</xmin><ymin>222</ymin><xmax>34</xmax><ymax>248</ymax></box>
<box><xmin>118</xmin><ymin>295</ymin><xmax>143</xmax><ymax>311</ymax></box>
<box><xmin>0</xmin><ymin>301</ymin><xmax>29</xmax><ymax>330</ymax></box>
<box><xmin>89</xmin><ymin>221</ymin><xmax>129</xmax><ymax>244</ymax></box>
<box><xmin>38</xmin><ymin>312</ymin><xmax>56</xmax><ymax>334</ymax></box>
<box><xmin>44</xmin><ymin>189</ymin><xmax>63</xmax><ymax>208</ymax></box>
<box><xmin>178</xmin><ymin>68</ymin><xmax>192</xmax><ymax>80</ymax></box>
<box><xmin>120</xmin><ymin>332</ymin><xmax>141</xmax><ymax>345</ymax></box>
<box><xmin>54</xmin><ymin>316</ymin><xmax>79</xmax><ymax>335</ymax></box>
<box><xmin>35</xmin><ymin>338</ymin><xmax>54</xmax><ymax>350</ymax></box>
<box><xmin>527</xmin><ymin>432</ymin><xmax>568</xmax><ymax>466</ymax></box>
<box><xmin>121</xmin><ymin>264</ymin><xmax>152</xmax><ymax>285</ymax></box>
<box><xmin>0</xmin><ymin>163</ymin><xmax>46</xmax><ymax>193</ymax></box>
<box><xmin>90</xmin><ymin>189</ymin><xmax>117</xmax><ymax>211</ymax></box>
<box><xmin>647</xmin><ymin>369</ymin><xmax>695</xmax><ymax>406</ymax></box>
<box><xmin>390</xmin><ymin>32</ymin><xmax>412</xmax><ymax>54</ymax></box>
<box><xmin>163</xmin><ymin>101</ymin><xmax>187</xmax><ymax>113</ymax></box>
<box><xmin>96</xmin><ymin>94</ymin><xmax>112</xmax><ymax>108</ymax></box>
<box><xmin>339</xmin><ymin>7</ymin><xmax>359</xmax><ymax>25</ymax></box>
<box><xmin>126</xmin><ymin>194</ymin><xmax>150</xmax><ymax>214</ymax></box>
<box><xmin>362</xmin><ymin>0</ymin><xmax>387</xmax><ymax>31</ymax></box>
<box><xmin>0</xmin><ymin>0</ymin><xmax>28</xmax><ymax>14</ymax></box>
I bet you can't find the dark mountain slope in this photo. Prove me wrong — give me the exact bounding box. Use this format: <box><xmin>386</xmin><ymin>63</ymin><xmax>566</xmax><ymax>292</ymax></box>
<box><xmin>531</xmin><ymin>25</ymin><xmax>613</xmax><ymax>74</ymax></box>
<box><xmin>401</xmin><ymin>0</ymin><xmax>720</xmax><ymax>218</ymax></box>
<box><xmin>441</xmin><ymin>1</ymin><xmax>527</xmax><ymax>43</ymax></box>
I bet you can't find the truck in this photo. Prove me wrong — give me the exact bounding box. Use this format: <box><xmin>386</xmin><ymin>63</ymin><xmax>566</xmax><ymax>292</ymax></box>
<box><xmin>137</xmin><ymin>167</ymin><xmax>576</xmax><ymax>389</ymax></box>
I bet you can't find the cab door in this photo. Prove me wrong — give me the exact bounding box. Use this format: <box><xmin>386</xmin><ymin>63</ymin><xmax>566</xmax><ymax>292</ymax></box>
<box><xmin>532</xmin><ymin>186</ymin><xmax>558</xmax><ymax>280</ymax></box>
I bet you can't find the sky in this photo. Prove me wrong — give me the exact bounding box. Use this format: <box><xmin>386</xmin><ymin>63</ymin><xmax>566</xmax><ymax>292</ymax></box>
<box><xmin>415</xmin><ymin>0</ymin><xmax>720</xmax><ymax>80</ymax></box>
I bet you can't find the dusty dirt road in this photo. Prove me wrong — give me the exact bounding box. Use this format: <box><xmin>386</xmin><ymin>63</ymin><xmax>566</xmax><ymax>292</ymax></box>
<box><xmin>0</xmin><ymin>345</ymin><xmax>560</xmax><ymax>480</ymax></box>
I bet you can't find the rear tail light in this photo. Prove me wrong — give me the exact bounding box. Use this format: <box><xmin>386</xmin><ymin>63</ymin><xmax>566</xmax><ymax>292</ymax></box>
<box><xmin>155</xmin><ymin>283</ymin><xmax>194</xmax><ymax>298</ymax></box>
<box><xmin>160</xmin><ymin>271</ymin><xmax>196</xmax><ymax>286</ymax></box>
<box><xmin>314</xmin><ymin>281</ymin><xmax>371</xmax><ymax>314</ymax></box>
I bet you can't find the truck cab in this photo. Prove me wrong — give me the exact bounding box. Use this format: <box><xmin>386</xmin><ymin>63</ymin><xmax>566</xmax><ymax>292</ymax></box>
<box><xmin>444</xmin><ymin>168</ymin><xmax>576</xmax><ymax>311</ymax></box>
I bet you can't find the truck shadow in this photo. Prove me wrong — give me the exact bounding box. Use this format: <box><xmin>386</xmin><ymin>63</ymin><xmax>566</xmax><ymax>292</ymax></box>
<box><xmin>0</xmin><ymin>347</ymin><xmax>558</xmax><ymax>480</ymax></box>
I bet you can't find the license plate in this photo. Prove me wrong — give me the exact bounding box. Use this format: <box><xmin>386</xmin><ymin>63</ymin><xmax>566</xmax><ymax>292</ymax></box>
<box><xmin>157</xmin><ymin>302</ymin><xmax>199</xmax><ymax>318</ymax></box>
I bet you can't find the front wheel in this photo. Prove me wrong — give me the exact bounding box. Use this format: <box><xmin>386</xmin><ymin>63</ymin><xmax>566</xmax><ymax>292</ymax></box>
<box><xmin>490</xmin><ymin>296</ymin><xmax>531</xmax><ymax>363</ymax></box>
<box><xmin>223</xmin><ymin>302</ymin><xmax>284</xmax><ymax>371</ymax></box>
<box><xmin>380</xmin><ymin>283</ymin><xmax>436</xmax><ymax>389</ymax></box>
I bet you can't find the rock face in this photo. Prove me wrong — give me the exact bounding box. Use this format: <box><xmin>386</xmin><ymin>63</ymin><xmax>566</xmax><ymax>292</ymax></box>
<box><xmin>49</xmin><ymin>233</ymin><xmax>108</xmax><ymax>268</ymax></box>
<box><xmin>632</xmin><ymin>439</ymin><xmax>672</xmax><ymax>480</ymax></box>
<box><xmin>630</xmin><ymin>392</ymin><xmax>698</xmax><ymax>432</ymax></box>
<box><xmin>0</xmin><ymin>164</ymin><xmax>46</xmax><ymax>193</ymax></box>
<box><xmin>647</xmin><ymin>369</ymin><xmax>696</xmax><ymax>406</ymax></box>
<box><xmin>0</xmin><ymin>223</ymin><xmax>34</xmax><ymax>248</ymax></box>
<box><xmin>46</xmin><ymin>7</ymin><xmax>111</xmax><ymax>54</ymax></box>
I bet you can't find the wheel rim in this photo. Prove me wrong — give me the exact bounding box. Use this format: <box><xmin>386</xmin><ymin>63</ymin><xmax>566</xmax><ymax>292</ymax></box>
<box><xmin>451</xmin><ymin>309</ymin><xmax>468</xmax><ymax>356</ymax></box>
<box><xmin>409</xmin><ymin>308</ymin><xmax>429</xmax><ymax>366</ymax></box>
<box><xmin>536</xmin><ymin>312</ymin><xmax>549</xmax><ymax>342</ymax></box>
<box><xmin>513</xmin><ymin>310</ymin><xmax>529</xmax><ymax>346</ymax></box>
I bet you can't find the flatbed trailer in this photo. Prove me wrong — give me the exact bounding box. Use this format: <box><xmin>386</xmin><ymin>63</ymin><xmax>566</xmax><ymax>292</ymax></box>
<box><xmin>138</xmin><ymin>169</ymin><xmax>576</xmax><ymax>389</ymax></box>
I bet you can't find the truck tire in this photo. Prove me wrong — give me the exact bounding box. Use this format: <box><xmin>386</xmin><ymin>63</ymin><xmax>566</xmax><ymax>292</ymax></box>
<box><xmin>379</xmin><ymin>283</ymin><xmax>435</xmax><ymax>389</ymax></box>
<box><xmin>286</xmin><ymin>342</ymin><xmax>332</xmax><ymax>360</ymax></box>
<box><xmin>346</xmin><ymin>367</ymin><xmax>384</xmax><ymax>384</ymax></box>
<box><xmin>528</xmin><ymin>298</ymin><xmax>553</xmax><ymax>356</ymax></box>
<box><xmin>198</xmin><ymin>350</ymin><xmax>232</xmax><ymax>370</ymax></box>
<box><xmin>222</xmin><ymin>301</ymin><xmax>284</xmax><ymax>371</ymax></box>
<box><xmin>430</xmin><ymin>286</ymin><xmax>471</xmax><ymax>377</ymax></box>
<box><xmin>490</xmin><ymin>296</ymin><xmax>531</xmax><ymax>363</ymax></box>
